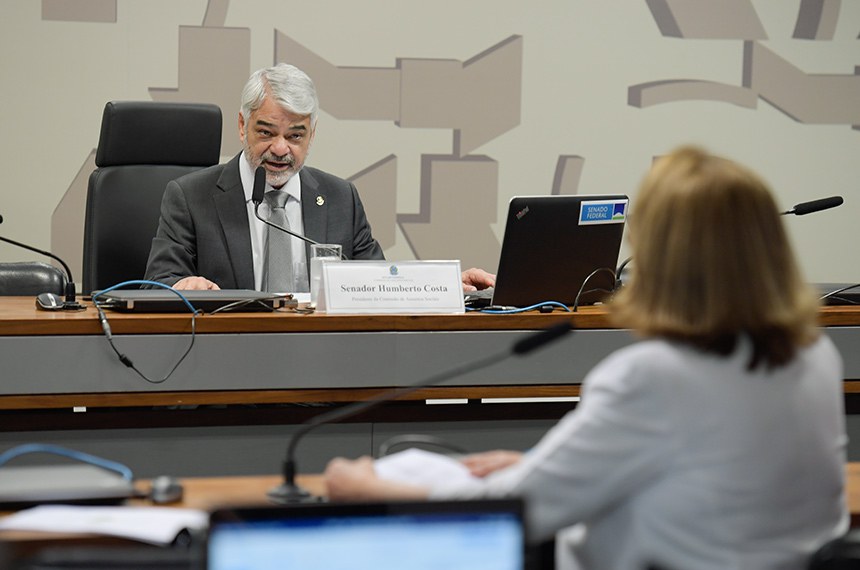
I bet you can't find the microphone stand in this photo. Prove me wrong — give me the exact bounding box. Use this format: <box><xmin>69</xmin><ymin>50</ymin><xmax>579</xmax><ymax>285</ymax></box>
<box><xmin>268</xmin><ymin>322</ymin><xmax>573</xmax><ymax>504</ymax></box>
<box><xmin>0</xmin><ymin>234</ymin><xmax>84</xmax><ymax>310</ymax></box>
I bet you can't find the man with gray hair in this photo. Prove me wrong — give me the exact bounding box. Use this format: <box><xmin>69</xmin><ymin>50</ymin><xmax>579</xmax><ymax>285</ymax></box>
<box><xmin>145</xmin><ymin>63</ymin><xmax>494</xmax><ymax>292</ymax></box>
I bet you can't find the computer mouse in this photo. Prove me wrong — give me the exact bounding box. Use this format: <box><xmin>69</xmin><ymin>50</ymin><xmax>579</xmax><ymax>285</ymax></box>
<box><xmin>35</xmin><ymin>292</ymin><xmax>64</xmax><ymax>311</ymax></box>
<box><xmin>150</xmin><ymin>475</ymin><xmax>184</xmax><ymax>504</ymax></box>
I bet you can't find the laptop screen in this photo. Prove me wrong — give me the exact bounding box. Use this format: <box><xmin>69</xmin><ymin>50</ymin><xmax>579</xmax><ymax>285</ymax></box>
<box><xmin>207</xmin><ymin>500</ymin><xmax>525</xmax><ymax>570</ymax></box>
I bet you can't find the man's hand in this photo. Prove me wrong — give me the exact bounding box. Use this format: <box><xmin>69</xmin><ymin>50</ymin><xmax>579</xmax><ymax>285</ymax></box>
<box><xmin>172</xmin><ymin>276</ymin><xmax>221</xmax><ymax>290</ymax></box>
<box><xmin>461</xmin><ymin>267</ymin><xmax>496</xmax><ymax>292</ymax></box>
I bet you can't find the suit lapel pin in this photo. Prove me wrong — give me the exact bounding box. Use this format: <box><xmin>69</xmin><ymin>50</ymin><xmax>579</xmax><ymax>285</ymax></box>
<box><xmin>316</xmin><ymin>195</ymin><xmax>325</xmax><ymax>206</ymax></box>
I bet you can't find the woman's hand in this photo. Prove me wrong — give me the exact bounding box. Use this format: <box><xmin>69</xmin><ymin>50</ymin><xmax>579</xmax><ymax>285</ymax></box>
<box><xmin>461</xmin><ymin>450</ymin><xmax>523</xmax><ymax>478</ymax></box>
<box><xmin>324</xmin><ymin>456</ymin><xmax>430</xmax><ymax>501</ymax></box>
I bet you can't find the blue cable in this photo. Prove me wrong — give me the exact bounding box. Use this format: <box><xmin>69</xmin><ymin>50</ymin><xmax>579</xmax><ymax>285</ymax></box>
<box><xmin>0</xmin><ymin>443</ymin><xmax>134</xmax><ymax>481</ymax></box>
<box><xmin>92</xmin><ymin>280</ymin><xmax>200</xmax><ymax>314</ymax></box>
<box><xmin>479</xmin><ymin>301</ymin><xmax>572</xmax><ymax>314</ymax></box>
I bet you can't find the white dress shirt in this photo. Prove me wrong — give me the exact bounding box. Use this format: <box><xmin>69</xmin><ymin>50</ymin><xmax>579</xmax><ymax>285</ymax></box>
<box><xmin>429</xmin><ymin>336</ymin><xmax>848</xmax><ymax>570</ymax></box>
<box><xmin>239</xmin><ymin>152</ymin><xmax>307</xmax><ymax>291</ymax></box>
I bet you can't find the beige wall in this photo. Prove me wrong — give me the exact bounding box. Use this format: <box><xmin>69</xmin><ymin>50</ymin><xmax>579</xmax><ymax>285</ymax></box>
<box><xmin>2</xmin><ymin>0</ymin><xmax>858</xmax><ymax>284</ymax></box>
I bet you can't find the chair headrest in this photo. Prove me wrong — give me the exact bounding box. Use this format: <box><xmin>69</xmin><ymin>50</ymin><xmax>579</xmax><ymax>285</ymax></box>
<box><xmin>95</xmin><ymin>101</ymin><xmax>222</xmax><ymax>167</ymax></box>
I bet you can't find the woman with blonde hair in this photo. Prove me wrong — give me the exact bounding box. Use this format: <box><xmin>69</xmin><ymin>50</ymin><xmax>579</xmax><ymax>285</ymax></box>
<box><xmin>325</xmin><ymin>146</ymin><xmax>847</xmax><ymax>570</ymax></box>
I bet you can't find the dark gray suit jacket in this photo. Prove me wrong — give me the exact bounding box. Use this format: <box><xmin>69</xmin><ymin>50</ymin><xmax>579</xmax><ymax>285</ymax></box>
<box><xmin>144</xmin><ymin>153</ymin><xmax>384</xmax><ymax>288</ymax></box>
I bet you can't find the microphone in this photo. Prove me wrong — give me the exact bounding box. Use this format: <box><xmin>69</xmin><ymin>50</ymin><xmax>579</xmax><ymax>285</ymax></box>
<box><xmin>781</xmin><ymin>196</ymin><xmax>843</xmax><ymax>216</ymax></box>
<box><xmin>252</xmin><ymin>166</ymin><xmax>347</xmax><ymax>258</ymax></box>
<box><xmin>0</xmin><ymin>217</ymin><xmax>84</xmax><ymax>310</ymax></box>
<box><xmin>615</xmin><ymin>195</ymin><xmax>844</xmax><ymax>291</ymax></box>
<box><xmin>267</xmin><ymin>321</ymin><xmax>574</xmax><ymax>504</ymax></box>
<box><xmin>251</xmin><ymin>165</ymin><xmax>266</xmax><ymax>205</ymax></box>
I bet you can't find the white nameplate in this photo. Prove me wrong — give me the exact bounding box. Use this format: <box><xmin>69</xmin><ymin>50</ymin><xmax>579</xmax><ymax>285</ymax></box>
<box><xmin>316</xmin><ymin>260</ymin><xmax>465</xmax><ymax>314</ymax></box>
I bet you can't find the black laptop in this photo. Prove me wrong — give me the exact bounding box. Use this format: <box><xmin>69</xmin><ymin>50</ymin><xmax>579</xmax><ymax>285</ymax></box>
<box><xmin>468</xmin><ymin>194</ymin><xmax>628</xmax><ymax>308</ymax></box>
<box><xmin>93</xmin><ymin>289</ymin><xmax>294</xmax><ymax>313</ymax></box>
<box><xmin>206</xmin><ymin>499</ymin><xmax>526</xmax><ymax>570</ymax></box>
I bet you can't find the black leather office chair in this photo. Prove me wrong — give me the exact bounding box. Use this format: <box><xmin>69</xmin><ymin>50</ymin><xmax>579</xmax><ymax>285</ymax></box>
<box><xmin>0</xmin><ymin>261</ymin><xmax>66</xmax><ymax>296</ymax></box>
<box><xmin>82</xmin><ymin>101</ymin><xmax>222</xmax><ymax>293</ymax></box>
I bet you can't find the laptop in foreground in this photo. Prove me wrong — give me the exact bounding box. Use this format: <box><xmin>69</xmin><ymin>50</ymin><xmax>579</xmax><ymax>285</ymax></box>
<box><xmin>468</xmin><ymin>194</ymin><xmax>628</xmax><ymax>308</ymax></box>
<box><xmin>0</xmin><ymin>464</ymin><xmax>135</xmax><ymax>509</ymax></box>
<box><xmin>207</xmin><ymin>499</ymin><xmax>526</xmax><ymax>570</ymax></box>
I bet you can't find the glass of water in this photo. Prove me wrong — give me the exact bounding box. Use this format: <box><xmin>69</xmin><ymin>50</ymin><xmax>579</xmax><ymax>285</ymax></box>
<box><xmin>310</xmin><ymin>244</ymin><xmax>342</xmax><ymax>307</ymax></box>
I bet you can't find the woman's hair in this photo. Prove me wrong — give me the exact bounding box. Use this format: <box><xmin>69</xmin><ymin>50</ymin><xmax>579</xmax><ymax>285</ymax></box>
<box><xmin>240</xmin><ymin>63</ymin><xmax>319</xmax><ymax>127</ymax></box>
<box><xmin>612</xmin><ymin>146</ymin><xmax>820</xmax><ymax>369</ymax></box>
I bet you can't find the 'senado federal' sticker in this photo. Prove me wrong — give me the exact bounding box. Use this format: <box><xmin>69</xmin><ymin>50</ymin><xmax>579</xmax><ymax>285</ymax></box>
<box><xmin>579</xmin><ymin>199</ymin><xmax>628</xmax><ymax>225</ymax></box>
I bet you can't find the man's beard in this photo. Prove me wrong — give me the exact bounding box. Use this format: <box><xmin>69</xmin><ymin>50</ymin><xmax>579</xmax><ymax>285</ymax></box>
<box><xmin>246</xmin><ymin>145</ymin><xmax>304</xmax><ymax>188</ymax></box>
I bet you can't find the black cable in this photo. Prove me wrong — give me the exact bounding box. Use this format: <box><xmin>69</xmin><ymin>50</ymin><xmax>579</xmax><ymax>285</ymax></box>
<box><xmin>210</xmin><ymin>297</ymin><xmax>276</xmax><ymax>314</ymax></box>
<box><xmin>94</xmin><ymin>302</ymin><xmax>197</xmax><ymax>385</ymax></box>
<box><xmin>615</xmin><ymin>256</ymin><xmax>632</xmax><ymax>289</ymax></box>
<box><xmin>572</xmin><ymin>267</ymin><xmax>616</xmax><ymax>312</ymax></box>
<box><xmin>92</xmin><ymin>281</ymin><xmax>200</xmax><ymax>385</ymax></box>
<box><xmin>820</xmin><ymin>283</ymin><xmax>860</xmax><ymax>302</ymax></box>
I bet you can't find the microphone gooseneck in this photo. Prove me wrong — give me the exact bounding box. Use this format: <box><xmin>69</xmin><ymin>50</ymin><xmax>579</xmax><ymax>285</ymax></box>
<box><xmin>252</xmin><ymin>166</ymin><xmax>321</xmax><ymax>250</ymax></box>
<box><xmin>0</xmin><ymin>232</ymin><xmax>83</xmax><ymax>310</ymax></box>
<box><xmin>251</xmin><ymin>166</ymin><xmax>349</xmax><ymax>260</ymax></box>
<box><xmin>268</xmin><ymin>321</ymin><xmax>574</xmax><ymax>504</ymax></box>
<box><xmin>512</xmin><ymin>320</ymin><xmax>574</xmax><ymax>354</ymax></box>
<box><xmin>782</xmin><ymin>196</ymin><xmax>844</xmax><ymax>216</ymax></box>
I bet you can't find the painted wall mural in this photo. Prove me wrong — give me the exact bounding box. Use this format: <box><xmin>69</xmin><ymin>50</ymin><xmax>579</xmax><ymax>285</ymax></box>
<box><xmin>632</xmin><ymin>0</ymin><xmax>859</xmax><ymax>127</ymax></box>
<box><xmin>1</xmin><ymin>0</ymin><xmax>855</xmax><ymax>282</ymax></box>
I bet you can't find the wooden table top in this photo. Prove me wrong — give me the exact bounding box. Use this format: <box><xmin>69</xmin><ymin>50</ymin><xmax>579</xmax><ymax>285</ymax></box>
<box><xmin>1</xmin><ymin>296</ymin><xmax>858</xmax><ymax>336</ymax></box>
<box><xmin>0</xmin><ymin>296</ymin><xmax>612</xmax><ymax>335</ymax></box>
<box><xmin>3</xmin><ymin>466</ymin><xmax>860</xmax><ymax>545</ymax></box>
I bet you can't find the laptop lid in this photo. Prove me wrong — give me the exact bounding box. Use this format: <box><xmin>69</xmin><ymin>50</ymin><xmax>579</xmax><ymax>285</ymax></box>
<box><xmin>206</xmin><ymin>499</ymin><xmax>526</xmax><ymax>570</ymax></box>
<box><xmin>0</xmin><ymin>464</ymin><xmax>135</xmax><ymax>508</ymax></box>
<box><xmin>93</xmin><ymin>289</ymin><xmax>294</xmax><ymax>313</ymax></box>
<box><xmin>488</xmin><ymin>194</ymin><xmax>628</xmax><ymax>308</ymax></box>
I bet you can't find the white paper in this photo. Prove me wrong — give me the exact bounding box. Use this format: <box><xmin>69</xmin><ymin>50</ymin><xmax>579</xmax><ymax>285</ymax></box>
<box><xmin>0</xmin><ymin>505</ymin><xmax>207</xmax><ymax>545</ymax></box>
<box><xmin>374</xmin><ymin>448</ymin><xmax>480</xmax><ymax>487</ymax></box>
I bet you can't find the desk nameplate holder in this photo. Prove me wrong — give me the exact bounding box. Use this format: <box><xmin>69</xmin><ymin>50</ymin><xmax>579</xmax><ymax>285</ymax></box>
<box><xmin>317</xmin><ymin>260</ymin><xmax>464</xmax><ymax>314</ymax></box>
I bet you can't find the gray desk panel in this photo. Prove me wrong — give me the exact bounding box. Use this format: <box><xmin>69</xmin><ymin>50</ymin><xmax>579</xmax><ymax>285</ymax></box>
<box><xmin>827</xmin><ymin>327</ymin><xmax>860</xmax><ymax>379</ymax></box>
<box><xmin>0</xmin><ymin>329</ymin><xmax>637</xmax><ymax>394</ymax></box>
<box><xmin>2</xmin><ymin>326</ymin><xmax>856</xmax><ymax>396</ymax></box>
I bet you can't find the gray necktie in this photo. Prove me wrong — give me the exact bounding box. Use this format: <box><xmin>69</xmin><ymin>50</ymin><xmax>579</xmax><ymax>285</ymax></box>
<box><xmin>264</xmin><ymin>190</ymin><xmax>295</xmax><ymax>292</ymax></box>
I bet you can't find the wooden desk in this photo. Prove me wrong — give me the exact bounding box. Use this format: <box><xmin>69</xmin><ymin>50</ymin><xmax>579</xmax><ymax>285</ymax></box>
<box><xmin>3</xmin><ymin>465</ymin><xmax>860</xmax><ymax>549</ymax></box>
<box><xmin>150</xmin><ymin>466</ymin><xmax>860</xmax><ymax>526</ymax></box>
<box><xmin>143</xmin><ymin>464</ymin><xmax>860</xmax><ymax>527</ymax></box>
<box><xmin>848</xmin><ymin>463</ymin><xmax>860</xmax><ymax>526</ymax></box>
<box><xmin>0</xmin><ymin>296</ymin><xmax>624</xmax><ymax>409</ymax></box>
<box><xmin>1</xmin><ymin>296</ymin><xmax>858</xmax><ymax>479</ymax></box>
<box><xmin>1</xmin><ymin>297</ymin><xmax>858</xmax><ymax>410</ymax></box>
